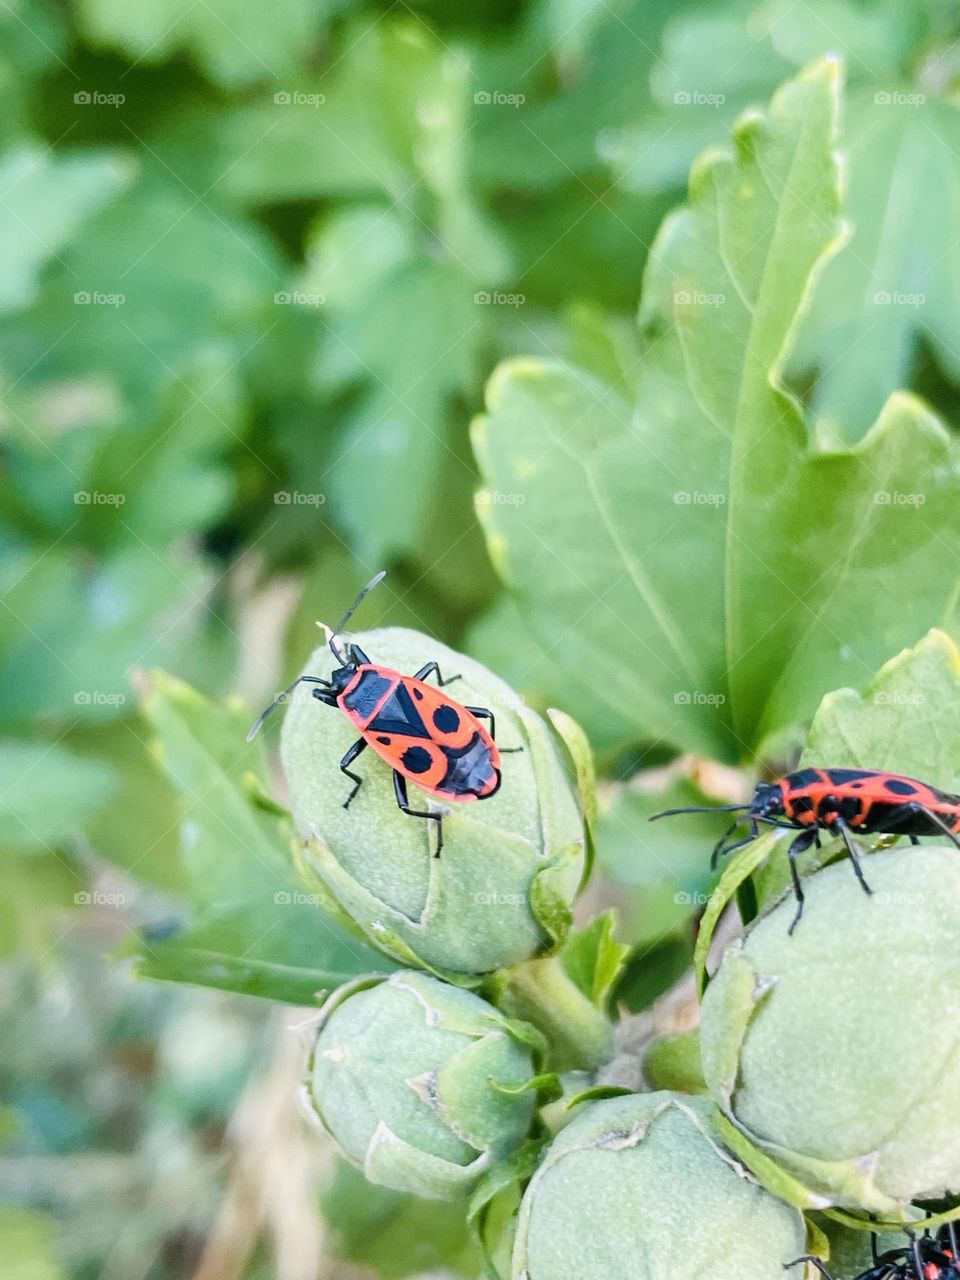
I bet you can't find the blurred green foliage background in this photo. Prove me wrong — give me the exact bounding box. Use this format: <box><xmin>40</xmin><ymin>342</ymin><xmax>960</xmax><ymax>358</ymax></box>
<box><xmin>3</xmin><ymin>0</ymin><xmax>960</xmax><ymax>1276</ymax></box>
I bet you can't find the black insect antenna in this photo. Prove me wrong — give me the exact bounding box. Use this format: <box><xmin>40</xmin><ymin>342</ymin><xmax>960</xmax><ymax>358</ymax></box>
<box><xmin>649</xmin><ymin>803</ymin><xmax>751</xmax><ymax>822</ymax></box>
<box><xmin>246</xmin><ymin>678</ymin><xmax>301</xmax><ymax>742</ymax></box>
<box><xmin>328</xmin><ymin>570</ymin><xmax>386</xmax><ymax>664</ymax></box>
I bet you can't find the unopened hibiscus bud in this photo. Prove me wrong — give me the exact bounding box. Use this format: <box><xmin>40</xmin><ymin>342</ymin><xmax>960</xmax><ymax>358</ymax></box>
<box><xmin>512</xmin><ymin>1091</ymin><xmax>807</xmax><ymax>1279</ymax></box>
<box><xmin>700</xmin><ymin>845</ymin><xmax>960</xmax><ymax>1212</ymax></box>
<box><xmin>305</xmin><ymin>971</ymin><xmax>539</xmax><ymax>1199</ymax></box>
<box><xmin>281</xmin><ymin>628</ymin><xmax>589</xmax><ymax>974</ymax></box>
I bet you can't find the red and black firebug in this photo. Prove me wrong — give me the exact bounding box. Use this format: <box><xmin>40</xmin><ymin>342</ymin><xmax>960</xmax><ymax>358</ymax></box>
<box><xmin>652</xmin><ymin>766</ymin><xmax>960</xmax><ymax>931</ymax></box>
<box><xmin>248</xmin><ymin>572</ymin><xmax>519</xmax><ymax>854</ymax></box>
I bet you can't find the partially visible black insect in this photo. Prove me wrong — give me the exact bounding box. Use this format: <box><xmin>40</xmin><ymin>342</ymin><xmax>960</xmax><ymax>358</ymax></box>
<box><xmin>788</xmin><ymin>1221</ymin><xmax>960</xmax><ymax>1280</ymax></box>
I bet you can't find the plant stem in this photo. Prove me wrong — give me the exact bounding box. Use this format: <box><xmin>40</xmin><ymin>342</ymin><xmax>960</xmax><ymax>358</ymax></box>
<box><xmin>490</xmin><ymin>955</ymin><xmax>614</xmax><ymax>1073</ymax></box>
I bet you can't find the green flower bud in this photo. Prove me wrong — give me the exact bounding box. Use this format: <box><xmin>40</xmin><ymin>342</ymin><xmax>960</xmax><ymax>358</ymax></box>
<box><xmin>305</xmin><ymin>971</ymin><xmax>538</xmax><ymax>1199</ymax></box>
<box><xmin>700</xmin><ymin>845</ymin><xmax>960</xmax><ymax>1213</ymax></box>
<box><xmin>512</xmin><ymin>1092</ymin><xmax>807</xmax><ymax>1279</ymax></box>
<box><xmin>281</xmin><ymin>628</ymin><xmax>587</xmax><ymax>974</ymax></box>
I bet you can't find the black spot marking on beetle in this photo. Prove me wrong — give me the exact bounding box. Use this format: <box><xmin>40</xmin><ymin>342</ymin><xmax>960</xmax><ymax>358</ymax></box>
<box><xmin>885</xmin><ymin>778</ymin><xmax>918</xmax><ymax>796</ymax></box>
<box><xmin>817</xmin><ymin>794</ymin><xmax>840</xmax><ymax>818</ymax></box>
<box><xmin>788</xmin><ymin>768</ymin><xmax>822</xmax><ymax>789</ymax></box>
<box><xmin>433</xmin><ymin>704</ymin><xmax>459</xmax><ymax>734</ymax></box>
<box><xmin>377</xmin><ymin>736</ymin><xmax>391</xmax><ymax>745</ymax></box>
<box><xmin>826</xmin><ymin>768</ymin><xmax>875</xmax><ymax>785</ymax></box>
<box><xmin>839</xmin><ymin>795</ymin><xmax>862</xmax><ymax>823</ymax></box>
<box><xmin>401</xmin><ymin>746</ymin><xmax>432</xmax><ymax>774</ymax></box>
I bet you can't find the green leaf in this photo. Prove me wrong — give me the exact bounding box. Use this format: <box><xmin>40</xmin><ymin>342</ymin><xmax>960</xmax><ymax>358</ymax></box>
<box><xmin>83</xmin><ymin>354</ymin><xmax>242</xmax><ymax>548</ymax></box>
<box><xmin>0</xmin><ymin>172</ymin><xmax>282</xmax><ymax>411</ymax></box>
<box><xmin>802</xmin><ymin>629</ymin><xmax>960</xmax><ymax>788</ymax></box>
<box><xmin>137</xmin><ymin>908</ymin><xmax>381</xmax><ymax>1005</ymax></box>
<box><xmin>470</xmin><ymin>0</ymin><xmax>671</xmax><ymax>193</ymax></box>
<box><xmin>137</xmin><ymin>671</ymin><xmax>395</xmax><ymax>1003</ymax></box>
<box><xmin>0</xmin><ymin>143</ymin><xmax>132</xmax><ymax>312</ymax></box>
<box><xmin>0</xmin><ymin>739</ymin><xmax>117</xmax><ymax>850</ymax></box>
<box><xmin>321</xmin><ymin>257</ymin><xmax>482</xmax><ymax>563</ymax></box>
<box><xmin>601</xmin><ymin>11</ymin><xmax>786</xmax><ymax>195</ymax></box>
<box><xmin>709</xmin><ymin>1107</ymin><xmax>833</xmax><ymax>1212</ymax></box>
<box><xmin>540</xmin><ymin>0</ymin><xmax>633</xmax><ymax>68</ymax></box>
<box><xmin>287</xmin><ymin>35</ymin><xmax>511</xmax><ymax>564</ymax></box>
<box><xmin>559</xmin><ymin>910</ymin><xmax>629</xmax><ymax>1009</ymax></box>
<box><xmin>563</xmin><ymin>301</ymin><xmax>644</xmax><ymax>397</ymax></box>
<box><xmin>0</xmin><ymin>543</ymin><xmax>207</xmax><ymax>729</ymax></box>
<box><xmin>791</xmin><ymin>92</ymin><xmax>960</xmax><ymax>437</ymax></box>
<box><xmin>0</xmin><ymin>0</ymin><xmax>69</xmax><ymax>119</ymax></box>
<box><xmin>617</xmin><ymin>930</ymin><xmax>696</xmax><ymax>1015</ymax></box>
<box><xmin>467</xmin><ymin>596</ymin><xmax>636</xmax><ymax>754</ymax></box>
<box><xmin>546</xmin><ymin>706</ymin><xmax>597</xmax><ymax>860</ymax></box>
<box><xmin>474</xmin><ymin>59</ymin><xmax>960</xmax><ymax>761</ymax></box>
<box><xmin>595</xmin><ymin>780</ymin><xmax>732</xmax><ymax>946</ymax></box>
<box><xmin>694</xmin><ymin>832</ymin><xmax>777</xmax><ymax>996</ymax></box>
<box><xmin>2</xmin><ymin>351</ymin><xmax>242</xmax><ymax>554</ymax></box>
<box><xmin>497</xmin><ymin>181</ymin><xmax>671</xmax><ymax>313</ymax></box>
<box><xmin>320</xmin><ymin>1159</ymin><xmax>481</xmax><ymax>1279</ymax></box>
<box><xmin>756</xmin><ymin>0</ymin><xmax>925</xmax><ymax>73</ymax></box>
<box><xmin>78</xmin><ymin>0</ymin><xmax>327</xmax><ymax>88</ymax></box>
<box><xmin>191</xmin><ymin>17</ymin><xmax>513</xmax><ymax>233</ymax></box>
<box><xmin>468</xmin><ymin>1139</ymin><xmax>543</xmax><ymax>1280</ymax></box>
<box><xmin>78</xmin><ymin>722</ymin><xmax>186</xmax><ymax>894</ymax></box>
<box><xmin>601</xmin><ymin>0</ymin><xmax>930</xmax><ymax>198</ymax></box>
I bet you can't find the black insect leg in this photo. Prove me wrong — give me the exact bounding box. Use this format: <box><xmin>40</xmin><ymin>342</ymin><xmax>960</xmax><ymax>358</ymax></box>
<box><xmin>711</xmin><ymin>818</ymin><xmax>743</xmax><ymax>866</ymax></box>
<box><xmin>711</xmin><ymin>834</ymin><xmax>757</xmax><ymax>865</ymax></box>
<box><xmin>711</xmin><ymin>818</ymin><xmax>758</xmax><ymax>870</ymax></box>
<box><xmin>465</xmin><ymin>704</ymin><xmax>496</xmax><ymax>738</ymax></box>
<box><xmin>465</xmin><ymin>705</ymin><xmax>523</xmax><ymax>752</ymax></box>
<box><xmin>340</xmin><ymin>738</ymin><xmax>368</xmax><ymax>809</ymax></box>
<box><xmin>909</xmin><ymin>834</ymin><xmax>921</xmax><ymax>846</ymax></box>
<box><xmin>943</xmin><ymin>1219</ymin><xmax>959</xmax><ymax>1257</ymax></box>
<box><xmin>784</xmin><ymin>1257</ymin><xmax>836</xmax><ymax>1279</ymax></box>
<box><xmin>787</xmin><ymin>828</ymin><xmax>818</xmax><ymax>934</ymax></box>
<box><xmin>393</xmin><ymin>770</ymin><xmax>444</xmax><ymax>856</ymax></box>
<box><xmin>832</xmin><ymin>818</ymin><xmax>873</xmax><ymax>898</ymax></box>
<box><xmin>914</xmin><ymin>803</ymin><xmax>960</xmax><ymax>851</ymax></box>
<box><xmin>413</xmin><ymin>660</ymin><xmax>461</xmax><ymax>687</ymax></box>
<box><xmin>910</xmin><ymin>1233</ymin><xmax>924</xmax><ymax>1280</ymax></box>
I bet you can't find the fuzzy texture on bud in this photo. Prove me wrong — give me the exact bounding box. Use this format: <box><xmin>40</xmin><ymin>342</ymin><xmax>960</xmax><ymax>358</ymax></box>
<box><xmin>700</xmin><ymin>845</ymin><xmax>960</xmax><ymax>1212</ymax></box>
<box><xmin>511</xmin><ymin>1092</ymin><xmax>806</xmax><ymax>1279</ymax></box>
<box><xmin>281</xmin><ymin>628</ymin><xmax>587</xmax><ymax>974</ymax></box>
<box><xmin>305</xmin><ymin>971</ymin><xmax>538</xmax><ymax>1200</ymax></box>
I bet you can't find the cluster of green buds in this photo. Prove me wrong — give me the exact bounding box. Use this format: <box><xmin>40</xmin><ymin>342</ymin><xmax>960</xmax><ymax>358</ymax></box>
<box><xmin>273</xmin><ymin>621</ymin><xmax>960</xmax><ymax>1274</ymax></box>
<box><xmin>280</xmin><ymin>627</ymin><xmax>610</xmax><ymax>1203</ymax></box>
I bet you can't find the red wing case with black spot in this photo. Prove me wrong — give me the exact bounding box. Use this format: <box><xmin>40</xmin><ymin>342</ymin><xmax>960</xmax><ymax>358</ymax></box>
<box><xmin>779</xmin><ymin>766</ymin><xmax>960</xmax><ymax>837</ymax></box>
<box><xmin>337</xmin><ymin>665</ymin><xmax>501</xmax><ymax>802</ymax></box>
